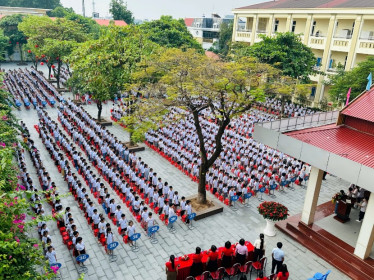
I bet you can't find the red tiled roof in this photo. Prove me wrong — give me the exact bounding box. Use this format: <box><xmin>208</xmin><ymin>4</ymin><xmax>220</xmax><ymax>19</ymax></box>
<box><xmin>49</xmin><ymin>17</ymin><xmax>127</xmax><ymax>26</ymax></box>
<box><xmin>184</xmin><ymin>18</ymin><xmax>194</xmax><ymax>27</ymax></box>
<box><xmin>285</xmin><ymin>124</ymin><xmax>374</xmax><ymax>168</ymax></box>
<box><xmin>341</xmin><ymin>87</ymin><xmax>374</xmax><ymax>123</ymax></box>
<box><xmin>205</xmin><ymin>51</ymin><xmax>220</xmax><ymax>60</ymax></box>
<box><xmin>94</xmin><ymin>19</ymin><xmax>127</xmax><ymax>26</ymax></box>
<box><xmin>237</xmin><ymin>0</ymin><xmax>374</xmax><ymax>9</ymax></box>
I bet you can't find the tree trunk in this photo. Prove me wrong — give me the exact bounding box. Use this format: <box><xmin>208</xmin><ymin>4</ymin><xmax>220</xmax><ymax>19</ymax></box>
<box><xmin>97</xmin><ymin>101</ymin><xmax>102</xmax><ymax>121</ymax></box>
<box><xmin>56</xmin><ymin>60</ymin><xmax>61</xmax><ymax>89</ymax></box>
<box><xmin>19</xmin><ymin>44</ymin><xmax>24</xmax><ymax>62</ymax></box>
<box><xmin>129</xmin><ymin>130</ymin><xmax>135</xmax><ymax>147</ymax></box>
<box><xmin>48</xmin><ymin>66</ymin><xmax>51</xmax><ymax>80</ymax></box>
<box><xmin>197</xmin><ymin>163</ymin><xmax>208</xmax><ymax>204</ymax></box>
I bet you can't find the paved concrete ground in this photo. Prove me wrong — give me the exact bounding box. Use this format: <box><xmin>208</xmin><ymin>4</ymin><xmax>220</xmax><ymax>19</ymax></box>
<box><xmin>7</xmin><ymin>65</ymin><xmax>352</xmax><ymax>279</ymax></box>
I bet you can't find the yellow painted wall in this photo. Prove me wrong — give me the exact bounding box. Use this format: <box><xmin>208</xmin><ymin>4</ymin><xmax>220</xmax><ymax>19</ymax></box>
<box><xmin>313</xmin><ymin>19</ymin><xmax>330</xmax><ymax>36</ymax></box>
<box><xmin>294</xmin><ymin>19</ymin><xmax>307</xmax><ymax>34</ymax></box>
<box><xmin>330</xmin><ymin>51</ymin><xmax>348</xmax><ymax>68</ymax></box>
<box><xmin>335</xmin><ymin>19</ymin><xmax>355</xmax><ymax>38</ymax></box>
<box><xmin>274</xmin><ymin>18</ymin><xmax>287</xmax><ymax>32</ymax></box>
<box><xmin>354</xmin><ymin>53</ymin><xmax>374</xmax><ymax>66</ymax></box>
<box><xmin>360</xmin><ymin>20</ymin><xmax>374</xmax><ymax>39</ymax></box>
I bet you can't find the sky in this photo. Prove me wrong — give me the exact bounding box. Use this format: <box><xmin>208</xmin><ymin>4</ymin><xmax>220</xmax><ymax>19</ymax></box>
<box><xmin>60</xmin><ymin>0</ymin><xmax>265</xmax><ymax>20</ymax></box>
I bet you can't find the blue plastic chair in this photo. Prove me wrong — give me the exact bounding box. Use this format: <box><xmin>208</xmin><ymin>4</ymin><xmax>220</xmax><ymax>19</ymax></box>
<box><xmin>307</xmin><ymin>270</ymin><xmax>331</xmax><ymax>280</ymax></box>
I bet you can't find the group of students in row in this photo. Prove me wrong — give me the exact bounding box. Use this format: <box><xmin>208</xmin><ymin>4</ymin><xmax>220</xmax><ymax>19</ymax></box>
<box><xmin>56</xmin><ymin>101</ymin><xmax>195</xmax><ymax>226</ymax></box>
<box><xmin>36</xmin><ymin>107</ymin><xmax>142</xmax><ymax>249</ymax></box>
<box><xmin>143</xmin><ymin>106</ymin><xmax>310</xmax><ymax>201</ymax></box>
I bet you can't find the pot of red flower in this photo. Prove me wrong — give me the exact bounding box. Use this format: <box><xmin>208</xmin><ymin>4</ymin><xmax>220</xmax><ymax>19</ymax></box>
<box><xmin>258</xmin><ymin>201</ymin><xmax>289</xmax><ymax>236</ymax></box>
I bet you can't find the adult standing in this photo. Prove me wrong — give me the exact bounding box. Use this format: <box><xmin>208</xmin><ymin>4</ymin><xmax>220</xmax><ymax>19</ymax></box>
<box><xmin>271</xmin><ymin>242</ymin><xmax>284</xmax><ymax>274</ymax></box>
<box><xmin>356</xmin><ymin>197</ymin><xmax>368</xmax><ymax>223</ymax></box>
<box><xmin>253</xmin><ymin>233</ymin><xmax>266</xmax><ymax>262</ymax></box>
<box><xmin>165</xmin><ymin>255</ymin><xmax>178</xmax><ymax>280</ymax></box>
<box><xmin>235</xmin><ymin>238</ymin><xmax>248</xmax><ymax>265</ymax></box>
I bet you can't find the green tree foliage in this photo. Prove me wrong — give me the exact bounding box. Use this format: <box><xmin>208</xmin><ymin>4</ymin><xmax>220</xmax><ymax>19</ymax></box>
<box><xmin>0</xmin><ymin>14</ymin><xmax>27</xmax><ymax>61</ymax></box>
<box><xmin>0</xmin><ymin>30</ymin><xmax>9</xmax><ymax>62</ymax></box>
<box><xmin>109</xmin><ymin>0</ymin><xmax>134</xmax><ymax>24</ymax></box>
<box><xmin>68</xmin><ymin>25</ymin><xmax>157</xmax><ymax>121</ymax></box>
<box><xmin>19</xmin><ymin>16</ymin><xmax>88</xmax><ymax>87</ymax></box>
<box><xmin>127</xmin><ymin>48</ymin><xmax>300</xmax><ymax>204</ymax></box>
<box><xmin>0</xmin><ymin>0</ymin><xmax>61</xmax><ymax>9</ymax></box>
<box><xmin>230</xmin><ymin>32</ymin><xmax>317</xmax><ymax>81</ymax></box>
<box><xmin>213</xmin><ymin>21</ymin><xmax>233</xmax><ymax>56</ymax></box>
<box><xmin>47</xmin><ymin>6</ymin><xmax>75</xmax><ymax>18</ymax></box>
<box><xmin>140</xmin><ymin>16</ymin><xmax>203</xmax><ymax>53</ymax></box>
<box><xmin>327</xmin><ymin>57</ymin><xmax>374</xmax><ymax>104</ymax></box>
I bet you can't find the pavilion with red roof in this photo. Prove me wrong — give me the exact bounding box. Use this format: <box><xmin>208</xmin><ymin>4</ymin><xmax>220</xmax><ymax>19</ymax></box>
<box><xmin>253</xmin><ymin>86</ymin><xmax>374</xmax><ymax>279</ymax></box>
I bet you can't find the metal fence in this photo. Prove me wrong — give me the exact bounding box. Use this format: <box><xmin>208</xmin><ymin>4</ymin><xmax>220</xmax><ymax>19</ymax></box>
<box><xmin>257</xmin><ymin>110</ymin><xmax>339</xmax><ymax>132</ymax></box>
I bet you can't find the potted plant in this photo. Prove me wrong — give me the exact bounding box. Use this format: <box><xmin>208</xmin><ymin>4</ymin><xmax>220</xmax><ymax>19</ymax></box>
<box><xmin>258</xmin><ymin>201</ymin><xmax>289</xmax><ymax>236</ymax></box>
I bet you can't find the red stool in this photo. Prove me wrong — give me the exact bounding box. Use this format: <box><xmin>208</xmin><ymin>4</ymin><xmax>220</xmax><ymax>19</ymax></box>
<box><xmin>136</xmin><ymin>215</ymin><xmax>141</xmax><ymax>223</ymax></box>
<box><xmin>123</xmin><ymin>235</ymin><xmax>129</xmax><ymax>244</ymax></box>
<box><xmin>149</xmin><ymin>202</ymin><xmax>154</xmax><ymax>209</ymax></box>
<box><xmin>94</xmin><ymin>229</ymin><xmax>99</xmax><ymax>237</ymax></box>
<box><xmin>182</xmin><ymin>215</ymin><xmax>187</xmax><ymax>223</ymax></box>
<box><xmin>160</xmin><ymin>214</ymin><xmax>165</xmax><ymax>221</ymax></box>
<box><xmin>112</xmin><ymin>218</ymin><xmax>117</xmax><ymax>225</ymax></box>
<box><xmin>176</xmin><ymin>209</ymin><xmax>181</xmax><ymax>216</ymax></box>
<box><xmin>224</xmin><ymin>199</ymin><xmax>230</xmax><ymax>206</ymax></box>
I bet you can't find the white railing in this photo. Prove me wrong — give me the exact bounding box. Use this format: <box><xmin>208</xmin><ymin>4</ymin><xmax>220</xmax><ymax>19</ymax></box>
<box><xmin>257</xmin><ymin>110</ymin><xmax>339</xmax><ymax>132</ymax></box>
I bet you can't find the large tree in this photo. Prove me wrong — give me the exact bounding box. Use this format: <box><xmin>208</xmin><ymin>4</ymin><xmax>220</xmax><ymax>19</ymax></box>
<box><xmin>230</xmin><ymin>32</ymin><xmax>317</xmax><ymax>81</ymax></box>
<box><xmin>0</xmin><ymin>14</ymin><xmax>27</xmax><ymax>62</ymax></box>
<box><xmin>140</xmin><ymin>16</ymin><xmax>203</xmax><ymax>53</ymax></box>
<box><xmin>0</xmin><ymin>30</ymin><xmax>9</xmax><ymax>63</ymax></box>
<box><xmin>327</xmin><ymin>56</ymin><xmax>374</xmax><ymax>105</ymax></box>
<box><xmin>19</xmin><ymin>16</ymin><xmax>88</xmax><ymax>88</ymax></box>
<box><xmin>68</xmin><ymin>25</ymin><xmax>157</xmax><ymax>121</ymax></box>
<box><xmin>109</xmin><ymin>0</ymin><xmax>134</xmax><ymax>24</ymax></box>
<box><xmin>0</xmin><ymin>0</ymin><xmax>61</xmax><ymax>9</ymax></box>
<box><xmin>128</xmin><ymin>48</ymin><xmax>298</xmax><ymax>204</ymax></box>
<box><xmin>211</xmin><ymin>21</ymin><xmax>233</xmax><ymax>57</ymax></box>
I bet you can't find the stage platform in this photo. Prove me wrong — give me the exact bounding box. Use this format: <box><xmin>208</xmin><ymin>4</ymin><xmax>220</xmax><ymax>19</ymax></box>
<box><xmin>276</xmin><ymin>201</ymin><xmax>374</xmax><ymax>280</ymax></box>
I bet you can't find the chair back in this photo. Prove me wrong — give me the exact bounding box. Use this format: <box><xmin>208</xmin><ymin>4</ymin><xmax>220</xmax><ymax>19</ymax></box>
<box><xmin>322</xmin><ymin>270</ymin><xmax>331</xmax><ymax>280</ymax></box>
<box><xmin>185</xmin><ymin>277</ymin><xmax>195</xmax><ymax>280</ymax></box>
<box><xmin>232</xmin><ymin>263</ymin><xmax>241</xmax><ymax>275</ymax></box>
<box><xmin>201</xmin><ymin>271</ymin><xmax>210</xmax><ymax>280</ymax></box>
<box><xmin>260</xmin><ymin>256</ymin><xmax>267</xmax><ymax>270</ymax></box>
<box><xmin>216</xmin><ymin>267</ymin><xmax>225</xmax><ymax>279</ymax></box>
<box><xmin>244</xmin><ymin>261</ymin><xmax>253</xmax><ymax>274</ymax></box>
<box><xmin>267</xmin><ymin>274</ymin><xmax>276</xmax><ymax>280</ymax></box>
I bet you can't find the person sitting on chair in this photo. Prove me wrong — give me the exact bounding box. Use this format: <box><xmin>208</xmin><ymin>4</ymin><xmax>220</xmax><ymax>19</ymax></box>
<box><xmin>235</xmin><ymin>238</ymin><xmax>248</xmax><ymax>265</ymax></box>
<box><xmin>206</xmin><ymin>245</ymin><xmax>219</xmax><ymax>272</ymax></box>
<box><xmin>221</xmin><ymin>241</ymin><xmax>233</xmax><ymax>268</ymax></box>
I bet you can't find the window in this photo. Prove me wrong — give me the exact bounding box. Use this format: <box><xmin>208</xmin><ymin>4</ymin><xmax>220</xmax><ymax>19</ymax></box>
<box><xmin>311</xmin><ymin>21</ymin><xmax>316</xmax><ymax>35</ymax></box>
<box><xmin>329</xmin><ymin>59</ymin><xmax>334</xmax><ymax>69</ymax></box>
<box><xmin>316</xmin><ymin>57</ymin><xmax>322</xmax><ymax>67</ymax></box>
<box><xmin>311</xmin><ymin>87</ymin><xmax>316</xmax><ymax>97</ymax></box>
<box><xmin>291</xmin><ymin>20</ymin><xmax>296</xmax><ymax>32</ymax></box>
<box><xmin>274</xmin><ymin>19</ymin><xmax>279</xmax><ymax>32</ymax></box>
<box><xmin>344</xmin><ymin>56</ymin><xmax>348</xmax><ymax>68</ymax></box>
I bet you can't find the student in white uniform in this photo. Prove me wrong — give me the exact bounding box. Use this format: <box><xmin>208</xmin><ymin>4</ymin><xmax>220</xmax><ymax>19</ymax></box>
<box><xmin>106</xmin><ymin>228</ymin><xmax>114</xmax><ymax>255</ymax></box>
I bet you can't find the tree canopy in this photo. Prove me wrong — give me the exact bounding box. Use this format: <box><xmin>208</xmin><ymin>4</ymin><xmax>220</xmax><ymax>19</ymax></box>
<box><xmin>109</xmin><ymin>0</ymin><xmax>134</xmax><ymax>24</ymax></box>
<box><xmin>140</xmin><ymin>16</ymin><xmax>203</xmax><ymax>53</ymax></box>
<box><xmin>0</xmin><ymin>0</ymin><xmax>61</xmax><ymax>9</ymax></box>
<box><xmin>327</xmin><ymin>57</ymin><xmax>374</xmax><ymax>104</ymax></box>
<box><xmin>126</xmin><ymin>48</ymin><xmax>301</xmax><ymax>203</ymax></box>
<box><xmin>19</xmin><ymin>15</ymin><xmax>88</xmax><ymax>87</ymax></box>
<box><xmin>68</xmin><ymin>25</ymin><xmax>158</xmax><ymax>121</ymax></box>
<box><xmin>230</xmin><ymin>32</ymin><xmax>317</xmax><ymax>81</ymax></box>
<box><xmin>0</xmin><ymin>30</ymin><xmax>9</xmax><ymax>62</ymax></box>
<box><xmin>210</xmin><ymin>21</ymin><xmax>233</xmax><ymax>57</ymax></box>
<box><xmin>0</xmin><ymin>14</ymin><xmax>27</xmax><ymax>60</ymax></box>
<box><xmin>47</xmin><ymin>6</ymin><xmax>75</xmax><ymax>18</ymax></box>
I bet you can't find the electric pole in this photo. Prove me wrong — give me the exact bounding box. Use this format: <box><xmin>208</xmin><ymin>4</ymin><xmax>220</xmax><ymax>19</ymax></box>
<box><xmin>82</xmin><ymin>0</ymin><xmax>86</xmax><ymax>17</ymax></box>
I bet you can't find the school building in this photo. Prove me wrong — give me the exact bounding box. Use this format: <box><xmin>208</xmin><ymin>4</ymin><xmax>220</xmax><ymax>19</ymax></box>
<box><xmin>232</xmin><ymin>0</ymin><xmax>374</xmax><ymax>107</ymax></box>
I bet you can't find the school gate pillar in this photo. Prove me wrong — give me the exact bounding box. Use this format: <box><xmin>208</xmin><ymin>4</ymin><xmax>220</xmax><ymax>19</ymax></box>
<box><xmin>301</xmin><ymin>166</ymin><xmax>324</xmax><ymax>225</ymax></box>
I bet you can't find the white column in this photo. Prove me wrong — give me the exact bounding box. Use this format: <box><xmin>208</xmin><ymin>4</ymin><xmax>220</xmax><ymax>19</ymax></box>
<box><xmin>354</xmin><ymin>193</ymin><xmax>374</xmax><ymax>259</ymax></box>
<box><xmin>301</xmin><ymin>166</ymin><xmax>324</xmax><ymax>225</ymax></box>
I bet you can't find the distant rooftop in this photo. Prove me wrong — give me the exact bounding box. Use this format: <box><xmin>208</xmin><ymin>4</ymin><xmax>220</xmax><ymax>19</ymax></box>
<box><xmin>238</xmin><ymin>0</ymin><xmax>374</xmax><ymax>10</ymax></box>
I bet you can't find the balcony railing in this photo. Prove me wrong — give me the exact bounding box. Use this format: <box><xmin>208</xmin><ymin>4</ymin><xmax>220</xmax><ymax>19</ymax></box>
<box><xmin>236</xmin><ymin>28</ymin><xmax>252</xmax><ymax>32</ymax></box>
<box><xmin>257</xmin><ymin>29</ymin><xmax>267</xmax><ymax>33</ymax></box>
<box><xmin>256</xmin><ymin>111</ymin><xmax>339</xmax><ymax>132</ymax></box>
